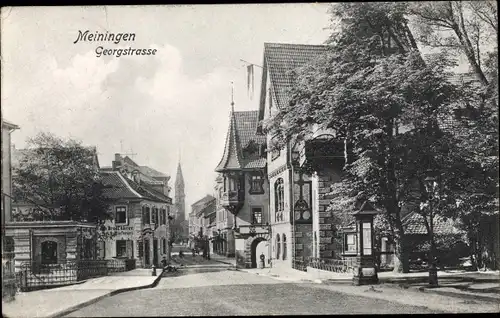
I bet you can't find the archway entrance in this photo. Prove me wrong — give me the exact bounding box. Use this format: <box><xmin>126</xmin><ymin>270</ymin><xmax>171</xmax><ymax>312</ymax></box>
<box><xmin>250</xmin><ymin>237</ymin><xmax>267</xmax><ymax>268</ymax></box>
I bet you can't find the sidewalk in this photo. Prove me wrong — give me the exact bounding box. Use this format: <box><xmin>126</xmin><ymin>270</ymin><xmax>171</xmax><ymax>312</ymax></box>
<box><xmin>2</xmin><ymin>269</ymin><xmax>163</xmax><ymax>318</ymax></box>
<box><xmin>240</xmin><ymin>265</ymin><xmax>500</xmax><ymax>306</ymax></box>
<box><xmin>210</xmin><ymin>254</ymin><xmax>236</xmax><ymax>267</ymax></box>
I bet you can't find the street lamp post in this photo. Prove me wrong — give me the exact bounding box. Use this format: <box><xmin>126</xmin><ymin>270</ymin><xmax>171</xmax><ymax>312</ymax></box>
<box><xmin>151</xmin><ymin>222</ymin><xmax>159</xmax><ymax>276</ymax></box>
<box><xmin>424</xmin><ymin>169</ymin><xmax>439</xmax><ymax>287</ymax></box>
<box><xmin>217</xmin><ymin>229</ymin><xmax>222</xmax><ymax>255</ymax></box>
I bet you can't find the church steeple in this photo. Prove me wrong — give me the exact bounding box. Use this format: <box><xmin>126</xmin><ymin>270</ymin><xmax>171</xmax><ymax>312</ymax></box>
<box><xmin>174</xmin><ymin>159</ymin><xmax>185</xmax><ymax>222</ymax></box>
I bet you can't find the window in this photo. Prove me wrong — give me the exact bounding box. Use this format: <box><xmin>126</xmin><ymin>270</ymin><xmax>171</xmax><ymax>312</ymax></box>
<box><xmin>152</xmin><ymin>208</ymin><xmax>158</xmax><ymax>225</ymax></box>
<box><xmin>346</xmin><ymin>234</ymin><xmax>357</xmax><ymax>253</ymax></box>
<box><xmin>41</xmin><ymin>241</ymin><xmax>58</xmax><ymax>264</ymax></box>
<box><xmin>160</xmin><ymin>209</ymin><xmax>166</xmax><ymax>225</ymax></box>
<box><xmin>116</xmin><ymin>240</ymin><xmax>127</xmax><ymax>258</ymax></box>
<box><xmin>138</xmin><ymin>240</ymin><xmax>143</xmax><ymax>257</ymax></box>
<box><xmin>252</xmin><ymin>207</ymin><xmax>263</xmax><ymax>224</ymax></box>
<box><xmin>249</xmin><ymin>174</ymin><xmax>264</xmax><ymax>194</ymax></box>
<box><xmin>276</xmin><ymin>234</ymin><xmax>281</xmax><ymax>260</ymax></box>
<box><xmin>84</xmin><ymin>239</ymin><xmax>93</xmax><ymax>259</ymax></box>
<box><xmin>142</xmin><ymin>206</ymin><xmax>150</xmax><ymax>225</ymax></box>
<box><xmin>115</xmin><ymin>206</ymin><xmax>127</xmax><ymax>224</ymax></box>
<box><xmin>163</xmin><ymin>238</ymin><xmax>167</xmax><ymax>254</ymax></box>
<box><xmin>282</xmin><ymin>234</ymin><xmax>287</xmax><ymax>260</ymax></box>
<box><xmin>274</xmin><ymin>178</ymin><xmax>284</xmax><ymax>222</ymax></box>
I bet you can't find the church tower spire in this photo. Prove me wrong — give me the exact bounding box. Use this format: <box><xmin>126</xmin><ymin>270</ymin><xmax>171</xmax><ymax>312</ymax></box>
<box><xmin>174</xmin><ymin>158</ymin><xmax>185</xmax><ymax>222</ymax></box>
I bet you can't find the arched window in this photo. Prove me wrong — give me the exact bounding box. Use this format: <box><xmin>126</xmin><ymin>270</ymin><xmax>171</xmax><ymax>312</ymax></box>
<box><xmin>276</xmin><ymin>234</ymin><xmax>281</xmax><ymax>260</ymax></box>
<box><xmin>274</xmin><ymin>178</ymin><xmax>284</xmax><ymax>222</ymax></box>
<box><xmin>282</xmin><ymin>234</ymin><xmax>287</xmax><ymax>260</ymax></box>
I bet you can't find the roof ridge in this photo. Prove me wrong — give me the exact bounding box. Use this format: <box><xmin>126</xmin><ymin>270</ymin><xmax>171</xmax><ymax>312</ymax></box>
<box><xmin>264</xmin><ymin>42</ymin><xmax>328</xmax><ymax>47</ymax></box>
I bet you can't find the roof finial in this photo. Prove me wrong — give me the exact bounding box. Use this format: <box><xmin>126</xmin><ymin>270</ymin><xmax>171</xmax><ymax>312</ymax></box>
<box><xmin>230</xmin><ymin>81</ymin><xmax>235</xmax><ymax>112</ymax></box>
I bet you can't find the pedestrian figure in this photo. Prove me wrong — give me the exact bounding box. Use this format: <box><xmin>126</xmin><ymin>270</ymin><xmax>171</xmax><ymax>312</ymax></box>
<box><xmin>179</xmin><ymin>250</ymin><xmax>184</xmax><ymax>259</ymax></box>
<box><xmin>161</xmin><ymin>256</ymin><xmax>167</xmax><ymax>269</ymax></box>
<box><xmin>192</xmin><ymin>248</ymin><xmax>195</xmax><ymax>257</ymax></box>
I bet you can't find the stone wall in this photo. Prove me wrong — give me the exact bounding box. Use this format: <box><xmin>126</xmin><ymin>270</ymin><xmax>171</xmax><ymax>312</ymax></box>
<box><xmin>315</xmin><ymin>167</ymin><xmax>343</xmax><ymax>259</ymax></box>
<box><xmin>292</xmin><ymin>223</ymin><xmax>312</xmax><ymax>267</ymax></box>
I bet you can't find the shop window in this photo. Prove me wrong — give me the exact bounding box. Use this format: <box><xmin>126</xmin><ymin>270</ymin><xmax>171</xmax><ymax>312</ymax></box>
<box><xmin>116</xmin><ymin>240</ymin><xmax>127</xmax><ymax>258</ymax></box>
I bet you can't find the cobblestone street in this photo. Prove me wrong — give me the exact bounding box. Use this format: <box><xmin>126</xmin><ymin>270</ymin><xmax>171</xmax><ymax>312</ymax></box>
<box><xmin>65</xmin><ymin>257</ymin><xmax>447</xmax><ymax>316</ymax></box>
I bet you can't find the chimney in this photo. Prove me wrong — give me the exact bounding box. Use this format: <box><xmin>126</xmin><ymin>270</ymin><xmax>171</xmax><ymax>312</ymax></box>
<box><xmin>112</xmin><ymin>153</ymin><xmax>123</xmax><ymax>171</ymax></box>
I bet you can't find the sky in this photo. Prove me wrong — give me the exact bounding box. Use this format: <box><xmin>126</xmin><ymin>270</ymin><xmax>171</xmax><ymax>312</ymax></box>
<box><xmin>1</xmin><ymin>4</ymin><xmax>333</xmax><ymax>215</ymax></box>
<box><xmin>2</xmin><ymin>4</ymin><xmax>485</xmax><ymax>218</ymax></box>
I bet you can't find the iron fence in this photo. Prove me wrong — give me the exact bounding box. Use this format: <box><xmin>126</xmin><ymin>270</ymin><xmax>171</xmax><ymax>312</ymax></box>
<box><xmin>77</xmin><ymin>260</ymin><xmax>108</xmax><ymax>280</ymax></box>
<box><xmin>306</xmin><ymin>257</ymin><xmax>356</xmax><ymax>274</ymax></box>
<box><xmin>16</xmin><ymin>260</ymin><xmax>109</xmax><ymax>292</ymax></box>
<box><xmin>107</xmin><ymin>258</ymin><xmax>136</xmax><ymax>273</ymax></box>
<box><xmin>292</xmin><ymin>259</ymin><xmax>308</xmax><ymax>272</ymax></box>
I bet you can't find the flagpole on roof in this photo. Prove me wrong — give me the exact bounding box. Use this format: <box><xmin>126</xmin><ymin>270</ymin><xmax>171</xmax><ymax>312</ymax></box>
<box><xmin>230</xmin><ymin>81</ymin><xmax>235</xmax><ymax>112</ymax></box>
<box><xmin>239</xmin><ymin>59</ymin><xmax>263</xmax><ymax>68</ymax></box>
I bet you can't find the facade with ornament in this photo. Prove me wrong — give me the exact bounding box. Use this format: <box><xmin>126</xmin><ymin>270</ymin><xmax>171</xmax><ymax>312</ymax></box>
<box><xmin>214</xmin><ymin>99</ymin><xmax>270</xmax><ymax>268</ymax></box>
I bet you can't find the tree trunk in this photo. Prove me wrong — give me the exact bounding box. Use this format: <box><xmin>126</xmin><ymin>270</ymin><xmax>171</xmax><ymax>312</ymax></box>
<box><xmin>392</xmin><ymin>232</ymin><xmax>410</xmax><ymax>273</ymax></box>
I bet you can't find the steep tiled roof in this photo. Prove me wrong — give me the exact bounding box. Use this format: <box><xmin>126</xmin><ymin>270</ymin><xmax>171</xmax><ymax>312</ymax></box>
<box><xmin>215</xmin><ymin>110</ymin><xmax>266</xmax><ymax>172</ymax></box>
<box><xmin>215</xmin><ymin>111</ymin><xmax>243</xmax><ymax>172</ymax></box>
<box><xmin>101</xmin><ymin>171</ymin><xmax>142</xmax><ymax>200</ymax></box>
<box><xmin>192</xmin><ymin>195</ymin><xmax>216</xmax><ymax>217</ymax></box>
<box><xmin>127</xmin><ymin>178</ymin><xmax>172</xmax><ymax>204</ymax></box>
<box><xmin>402</xmin><ymin>211</ymin><xmax>463</xmax><ymax>235</ymax></box>
<box><xmin>139</xmin><ymin>165</ymin><xmax>170</xmax><ymax>180</ymax></box>
<box><xmin>259</xmin><ymin>43</ymin><xmax>329</xmax><ymax>120</ymax></box>
<box><xmin>100</xmin><ymin>170</ymin><xmax>172</xmax><ymax>203</ymax></box>
<box><xmin>234</xmin><ymin>111</ymin><xmax>266</xmax><ymax>148</ymax></box>
<box><xmin>244</xmin><ymin>158</ymin><xmax>267</xmax><ymax>169</ymax></box>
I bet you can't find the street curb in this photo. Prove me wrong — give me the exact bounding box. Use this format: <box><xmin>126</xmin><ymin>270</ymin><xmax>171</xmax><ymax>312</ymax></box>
<box><xmin>413</xmin><ymin>286</ymin><xmax>500</xmax><ymax>304</ymax></box>
<box><xmin>50</xmin><ymin>269</ymin><xmax>165</xmax><ymax>318</ymax></box>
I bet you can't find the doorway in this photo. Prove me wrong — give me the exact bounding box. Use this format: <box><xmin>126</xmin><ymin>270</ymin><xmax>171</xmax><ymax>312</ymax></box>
<box><xmin>144</xmin><ymin>240</ymin><xmax>150</xmax><ymax>267</ymax></box>
<box><xmin>153</xmin><ymin>239</ymin><xmax>158</xmax><ymax>267</ymax></box>
<box><xmin>250</xmin><ymin>237</ymin><xmax>267</xmax><ymax>268</ymax></box>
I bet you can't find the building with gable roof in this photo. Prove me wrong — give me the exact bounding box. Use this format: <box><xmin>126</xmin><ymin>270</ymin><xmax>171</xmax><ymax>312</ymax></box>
<box><xmin>214</xmin><ymin>92</ymin><xmax>270</xmax><ymax>268</ymax></box>
<box><xmin>102</xmin><ymin>154</ymin><xmax>173</xmax><ymax>268</ymax></box>
<box><xmin>257</xmin><ymin>42</ymin><xmax>337</xmax><ymax>270</ymax></box>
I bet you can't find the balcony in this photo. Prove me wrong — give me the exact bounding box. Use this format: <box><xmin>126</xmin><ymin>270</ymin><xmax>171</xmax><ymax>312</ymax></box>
<box><xmin>297</xmin><ymin>137</ymin><xmax>349</xmax><ymax>170</ymax></box>
<box><xmin>220</xmin><ymin>190</ymin><xmax>244</xmax><ymax>215</ymax></box>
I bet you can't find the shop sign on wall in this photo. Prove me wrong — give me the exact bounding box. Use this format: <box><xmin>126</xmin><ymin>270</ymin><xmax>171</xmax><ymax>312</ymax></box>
<box><xmin>106</xmin><ymin>225</ymin><xmax>134</xmax><ymax>236</ymax></box>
